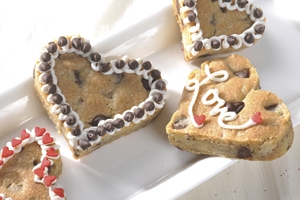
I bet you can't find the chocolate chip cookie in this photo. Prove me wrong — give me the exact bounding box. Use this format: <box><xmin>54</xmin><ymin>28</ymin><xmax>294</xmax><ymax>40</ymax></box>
<box><xmin>166</xmin><ymin>54</ymin><xmax>294</xmax><ymax>160</ymax></box>
<box><xmin>33</xmin><ymin>35</ymin><xmax>168</xmax><ymax>159</ymax></box>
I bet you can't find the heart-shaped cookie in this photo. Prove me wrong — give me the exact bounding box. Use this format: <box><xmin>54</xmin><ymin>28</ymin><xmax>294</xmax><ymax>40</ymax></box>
<box><xmin>166</xmin><ymin>54</ymin><xmax>294</xmax><ymax>160</ymax></box>
<box><xmin>172</xmin><ymin>0</ymin><xmax>266</xmax><ymax>61</ymax></box>
<box><xmin>0</xmin><ymin>127</ymin><xmax>66</xmax><ymax>199</ymax></box>
<box><xmin>33</xmin><ymin>35</ymin><xmax>168</xmax><ymax>159</ymax></box>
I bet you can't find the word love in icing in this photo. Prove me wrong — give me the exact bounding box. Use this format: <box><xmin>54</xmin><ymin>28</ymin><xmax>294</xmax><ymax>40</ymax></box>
<box><xmin>185</xmin><ymin>65</ymin><xmax>262</xmax><ymax>129</ymax></box>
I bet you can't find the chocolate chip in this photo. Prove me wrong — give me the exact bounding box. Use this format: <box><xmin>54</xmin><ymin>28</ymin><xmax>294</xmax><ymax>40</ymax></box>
<box><xmin>128</xmin><ymin>59</ymin><xmax>139</xmax><ymax>70</ymax></box>
<box><xmin>58</xmin><ymin>36</ymin><xmax>68</xmax><ymax>47</ymax></box>
<box><xmin>66</xmin><ymin>115</ymin><xmax>76</xmax><ymax>126</ymax></box>
<box><xmin>115</xmin><ymin>59</ymin><xmax>125</xmax><ymax>69</ymax></box>
<box><xmin>71</xmin><ymin>125</ymin><xmax>81</xmax><ymax>136</ymax></box>
<box><xmin>211</xmin><ymin>40</ymin><xmax>221</xmax><ymax>49</ymax></box>
<box><xmin>141</xmin><ymin>78</ymin><xmax>151</xmax><ymax>91</ymax></box>
<box><xmin>60</xmin><ymin>104</ymin><xmax>71</xmax><ymax>114</ymax></box>
<box><xmin>254</xmin><ymin>24</ymin><xmax>265</xmax><ymax>34</ymax></box>
<box><xmin>184</xmin><ymin>0</ymin><xmax>195</xmax><ymax>7</ymax></box>
<box><xmin>39</xmin><ymin>62</ymin><xmax>51</xmax><ymax>72</ymax></box>
<box><xmin>114</xmin><ymin>119</ymin><xmax>125</xmax><ymax>129</ymax></box>
<box><xmin>73</xmin><ymin>70</ymin><xmax>82</xmax><ymax>85</ymax></box>
<box><xmin>265</xmin><ymin>104</ymin><xmax>278</xmax><ymax>111</ymax></box>
<box><xmin>42</xmin><ymin>72</ymin><xmax>53</xmax><ymax>84</ymax></box>
<box><xmin>46</xmin><ymin>84</ymin><xmax>57</xmax><ymax>94</ymax></box>
<box><xmin>52</xmin><ymin>93</ymin><xmax>63</xmax><ymax>104</ymax></box>
<box><xmin>144</xmin><ymin>101</ymin><xmax>155</xmax><ymax>111</ymax></box>
<box><xmin>155</xmin><ymin>80</ymin><xmax>166</xmax><ymax>90</ymax></box>
<box><xmin>227</xmin><ymin>36</ymin><xmax>237</xmax><ymax>45</ymax></box>
<box><xmin>193</xmin><ymin>41</ymin><xmax>203</xmax><ymax>51</ymax></box>
<box><xmin>47</xmin><ymin>42</ymin><xmax>57</xmax><ymax>54</ymax></box>
<box><xmin>72</xmin><ymin>38</ymin><xmax>81</xmax><ymax>49</ymax></box>
<box><xmin>90</xmin><ymin>52</ymin><xmax>101</xmax><ymax>62</ymax></box>
<box><xmin>187</xmin><ymin>11</ymin><xmax>196</xmax><ymax>22</ymax></box>
<box><xmin>151</xmin><ymin>70</ymin><xmax>161</xmax><ymax>80</ymax></box>
<box><xmin>237</xmin><ymin>0</ymin><xmax>248</xmax><ymax>8</ymax></box>
<box><xmin>96</xmin><ymin>126</ymin><xmax>106</xmax><ymax>136</ymax></box>
<box><xmin>172</xmin><ymin>118</ymin><xmax>189</xmax><ymax>129</ymax></box>
<box><xmin>134</xmin><ymin>108</ymin><xmax>145</xmax><ymax>118</ymax></box>
<box><xmin>104</xmin><ymin>122</ymin><xmax>115</xmax><ymax>132</ymax></box>
<box><xmin>78</xmin><ymin>139</ymin><xmax>91</xmax><ymax>150</ymax></box>
<box><xmin>254</xmin><ymin>8</ymin><xmax>263</xmax><ymax>18</ymax></box>
<box><xmin>142</xmin><ymin>61</ymin><xmax>152</xmax><ymax>70</ymax></box>
<box><xmin>41</xmin><ymin>52</ymin><xmax>51</xmax><ymax>62</ymax></box>
<box><xmin>87</xmin><ymin>130</ymin><xmax>98</xmax><ymax>141</ymax></box>
<box><xmin>153</xmin><ymin>93</ymin><xmax>163</xmax><ymax>103</ymax></box>
<box><xmin>124</xmin><ymin>112</ymin><xmax>134</xmax><ymax>122</ymax></box>
<box><xmin>225</xmin><ymin>102</ymin><xmax>245</xmax><ymax>114</ymax></box>
<box><xmin>90</xmin><ymin>115</ymin><xmax>110</xmax><ymax>126</ymax></box>
<box><xmin>244</xmin><ymin>33</ymin><xmax>254</xmax><ymax>44</ymax></box>
<box><xmin>234</xmin><ymin>69</ymin><xmax>249</xmax><ymax>78</ymax></box>
<box><xmin>81</xmin><ymin>42</ymin><xmax>91</xmax><ymax>53</ymax></box>
<box><xmin>99</xmin><ymin>63</ymin><xmax>110</xmax><ymax>73</ymax></box>
<box><xmin>237</xmin><ymin>146</ymin><xmax>252</xmax><ymax>158</ymax></box>
<box><xmin>224</xmin><ymin>0</ymin><xmax>231</xmax><ymax>2</ymax></box>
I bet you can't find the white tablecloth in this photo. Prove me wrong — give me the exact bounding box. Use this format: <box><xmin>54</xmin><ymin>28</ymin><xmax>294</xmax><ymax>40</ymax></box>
<box><xmin>0</xmin><ymin>0</ymin><xmax>299</xmax><ymax>199</ymax></box>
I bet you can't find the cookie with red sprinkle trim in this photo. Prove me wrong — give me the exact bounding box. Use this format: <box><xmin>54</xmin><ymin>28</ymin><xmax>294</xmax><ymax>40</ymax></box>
<box><xmin>0</xmin><ymin>127</ymin><xmax>66</xmax><ymax>199</ymax></box>
<box><xmin>166</xmin><ymin>54</ymin><xmax>294</xmax><ymax>160</ymax></box>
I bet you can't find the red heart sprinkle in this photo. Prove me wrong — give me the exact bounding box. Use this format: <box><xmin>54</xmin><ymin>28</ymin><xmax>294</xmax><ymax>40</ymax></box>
<box><xmin>0</xmin><ymin>160</ymin><xmax>3</xmax><ymax>166</ymax></box>
<box><xmin>1</xmin><ymin>146</ymin><xmax>14</xmax><ymax>158</ymax></box>
<box><xmin>53</xmin><ymin>188</ymin><xmax>65</xmax><ymax>198</ymax></box>
<box><xmin>0</xmin><ymin>196</ymin><xmax>2</xmax><ymax>200</ymax></box>
<box><xmin>20</xmin><ymin>129</ymin><xmax>30</xmax><ymax>140</ymax></box>
<box><xmin>41</xmin><ymin>157</ymin><xmax>51</xmax><ymax>168</ymax></box>
<box><xmin>44</xmin><ymin>175</ymin><xmax>56</xmax><ymax>187</ymax></box>
<box><xmin>194</xmin><ymin>114</ymin><xmax>206</xmax><ymax>125</ymax></box>
<box><xmin>46</xmin><ymin>147</ymin><xmax>58</xmax><ymax>157</ymax></box>
<box><xmin>34</xmin><ymin>167</ymin><xmax>45</xmax><ymax>178</ymax></box>
<box><xmin>35</xmin><ymin>127</ymin><xmax>46</xmax><ymax>137</ymax></box>
<box><xmin>11</xmin><ymin>138</ymin><xmax>22</xmax><ymax>147</ymax></box>
<box><xmin>252</xmin><ymin>111</ymin><xmax>262</xmax><ymax>124</ymax></box>
<box><xmin>42</xmin><ymin>132</ymin><xmax>54</xmax><ymax>145</ymax></box>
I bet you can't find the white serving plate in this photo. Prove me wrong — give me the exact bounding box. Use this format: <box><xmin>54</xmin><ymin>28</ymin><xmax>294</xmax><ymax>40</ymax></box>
<box><xmin>1</xmin><ymin>0</ymin><xmax>300</xmax><ymax>199</ymax></box>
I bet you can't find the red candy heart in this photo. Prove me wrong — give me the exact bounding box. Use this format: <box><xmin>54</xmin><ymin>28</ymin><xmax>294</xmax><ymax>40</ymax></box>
<box><xmin>0</xmin><ymin>160</ymin><xmax>3</xmax><ymax>166</ymax></box>
<box><xmin>1</xmin><ymin>146</ymin><xmax>14</xmax><ymax>158</ymax></box>
<box><xmin>42</xmin><ymin>132</ymin><xmax>54</xmax><ymax>145</ymax></box>
<box><xmin>20</xmin><ymin>129</ymin><xmax>30</xmax><ymax>140</ymax></box>
<box><xmin>11</xmin><ymin>138</ymin><xmax>22</xmax><ymax>147</ymax></box>
<box><xmin>252</xmin><ymin>111</ymin><xmax>262</xmax><ymax>124</ymax></box>
<box><xmin>53</xmin><ymin>188</ymin><xmax>65</xmax><ymax>198</ymax></box>
<box><xmin>34</xmin><ymin>167</ymin><xmax>45</xmax><ymax>178</ymax></box>
<box><xmin>35</xmin><ymin>126</ymin><xmax>46</xmax><ymax>137</ymax></box>
<box><xmin>194</xmin><ymin>114</ymin><xmax>206</xmax><ymax>125</ymax></box>
<box><xmin>46</xmin><ymin>147</ymin><xmax>58</xmax><ymax>157</ymax></box>
<box><xmin>44</xmin><ymin>175</ymin><xmax>57</xmax><ymax>187</ymax></box>
<box><xmin>41</xmin><ymin>157</ymin><xmax>51</xmax><ymax>168</ymax></box>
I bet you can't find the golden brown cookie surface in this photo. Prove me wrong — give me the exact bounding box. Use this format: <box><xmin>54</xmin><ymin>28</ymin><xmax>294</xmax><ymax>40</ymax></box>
<box><xmin>0</xmin><ymin>127</ymin><xmax>65</xmax><ymax>200</ymax></box>
<box><xmin>33</xmin><ymin>35</ymin><xmax>168</xmax><ymax>159</ymax></box>
<box><xmin>172</xmin><ymin>0</ymin><xmax>266</xmax><ymax>61</ymax></box>
<box><xmin>166</xmin><ymin>54</ymin><xmax>294</xmax><ymax>160</ymax></box>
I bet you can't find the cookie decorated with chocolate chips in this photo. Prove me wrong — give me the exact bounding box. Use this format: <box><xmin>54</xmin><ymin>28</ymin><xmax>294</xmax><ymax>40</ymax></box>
<box><xmin>33</xmin><ymin>35</ymin><xmax>168</xmax><ymax>159</ymax></box>
<box><xmin>0</xmin><ymin>127</ymin><xmax>66</xmax><ymax>200</ymax></box>
<box><xmin>172</xmin><ymin>0</ymin><xmax>266</xmax><ymax>61</ymax></box>
<box><xmin>166</xmin><ymin>54</ymin><xmax>294</xmax><ymax>160</ymax></box>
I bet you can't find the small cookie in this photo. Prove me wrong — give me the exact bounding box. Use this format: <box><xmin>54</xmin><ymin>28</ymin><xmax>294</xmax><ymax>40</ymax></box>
<box><xmin>33</xmin><ymin>35</ymin><xmax>168</xmax><ymax>159</ymax></box>
<box><xmin>172</xmin><ymin>0</ymin><xmax>266</xmax><ymax>61</ymax></box>
<box><xmin>0</xmin><ymin>127</ymin><xmax>66</xmax><ymax>200</ymax></box>
<box><xmin>166</xmin><ymin>54</ymin><xmax>294</xmax><ymax>160</ymax></box>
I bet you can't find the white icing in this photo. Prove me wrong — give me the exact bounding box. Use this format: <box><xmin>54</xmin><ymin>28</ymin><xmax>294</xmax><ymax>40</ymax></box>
<box><xmin>185</xmin><ymin>64</ymin><xmax>258</xmax><ymax>129</ymax></box>
<box><xmin>0</xmin><ymin>128</ymin><xmax>65</xmax><ymax>200</ymax></box>
<box><xmin>180</xmin><ymin>0</ymin><xmax>266</xmax><ymax>56</ymax></box>
<box><xmin>36</xmin><ymin>36</ymin><xmax>168</xmax><ymax>151</ymax></box>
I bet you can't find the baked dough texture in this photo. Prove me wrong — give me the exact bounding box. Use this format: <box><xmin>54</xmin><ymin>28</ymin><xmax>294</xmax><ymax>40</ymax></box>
<box><xmin>33</xmin><ymin>35</ymin><xmax>168</xmax><ymax>159</ymax></box>
<box><xmin>172</xmin><ymin>0</ymin><xmax>266</xmax><ymax>61</ymax></box>
<box><xmin>166</xmin><ymin>54</ymin><xmax>294</xmax><ymax>160</ymax></box>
